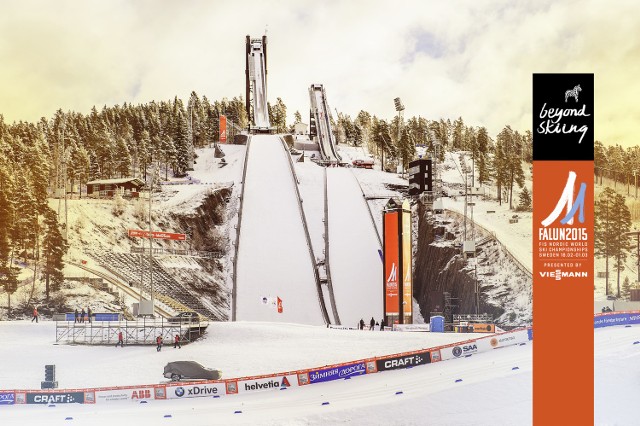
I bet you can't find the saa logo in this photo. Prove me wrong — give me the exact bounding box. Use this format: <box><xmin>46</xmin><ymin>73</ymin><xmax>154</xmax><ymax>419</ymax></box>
<box><xmin>131</xmin><ymin>389</ymin><xmax>151</xmax><ymax>399</ymax></box>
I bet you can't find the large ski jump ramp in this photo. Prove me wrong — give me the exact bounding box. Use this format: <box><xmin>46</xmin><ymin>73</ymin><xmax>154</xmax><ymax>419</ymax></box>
<box><xmin>235</xmin><ymin>135</ymin><xmax>324</xmax><ymax>325</ymax></box>
<box><xmin>326</xmin><ymin>167</ymin><xmax>383</xmax><ymax>327</ymax></box>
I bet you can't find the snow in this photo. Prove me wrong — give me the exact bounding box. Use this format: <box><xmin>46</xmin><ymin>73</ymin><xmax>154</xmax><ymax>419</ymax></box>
<box><xmin>1</xmin><ymin>320</ymin><xmax>638</xmax><ymax>425</ymax></box>
<box><xmin>2</xmin><ymin>137</ymin><xmax>629</xmax><ymax>425</ymax></box>
<box><xmin>235</xmin><ymin>135</ymin><xmax>323</xmax><ymax>324</ymax></box>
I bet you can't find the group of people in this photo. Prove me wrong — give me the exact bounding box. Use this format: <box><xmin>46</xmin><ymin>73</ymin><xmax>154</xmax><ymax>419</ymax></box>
<box><xmin>74</xmin><ymin>307</ymin><xmax>92</xmax><ymax>323</ymax></box>
<box><xmin>359</xmin><ymin>317</ymin><xmax>386</xmax><ymax>331</ymax></box>
<box><xmin>115</xmin><ymin>333</ymin><xmax>182</xmax><ymax>349</ymax></box>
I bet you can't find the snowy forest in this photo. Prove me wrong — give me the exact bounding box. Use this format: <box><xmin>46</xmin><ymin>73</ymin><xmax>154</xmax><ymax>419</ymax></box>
<box><xmin>0</xmin><ymin>90</ymin><xmax>635</xmax><ymax>312</ymax></box>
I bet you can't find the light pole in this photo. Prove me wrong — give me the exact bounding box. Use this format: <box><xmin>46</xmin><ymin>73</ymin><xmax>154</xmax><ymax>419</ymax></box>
<box><xmin>623</xmin><ymin>231</ymin><xmax>640</xmax><ymax>285</ymax></box>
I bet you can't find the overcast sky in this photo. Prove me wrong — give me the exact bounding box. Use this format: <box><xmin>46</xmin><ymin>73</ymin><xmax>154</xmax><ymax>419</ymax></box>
<box><xmin>0</xmin><ymin>0</ymin><xmax>638</xmax><ymax>147</ymax></box>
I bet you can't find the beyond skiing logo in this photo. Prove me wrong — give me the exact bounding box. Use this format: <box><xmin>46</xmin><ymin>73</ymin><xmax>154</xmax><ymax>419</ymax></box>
<box><xmin>541</xmin><ymin>171</ymin><xmax>586</xmax><ymax>227</ymax></box>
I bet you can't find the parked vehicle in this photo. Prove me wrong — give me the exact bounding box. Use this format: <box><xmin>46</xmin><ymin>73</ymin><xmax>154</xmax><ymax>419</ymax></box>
<box><xmin>168</xmin><ymin>311</ymin><xmax>201</xmax><ymax>323</ymax></box>
<box><xmin>163</xmin><ymin>361</ymin><xmax>222</xmax><ymax>381</ymax></box>
<box><xmin>352</xmin><ymin>159</ymin><xmax>374</xmax><ymax>169</ymax></box>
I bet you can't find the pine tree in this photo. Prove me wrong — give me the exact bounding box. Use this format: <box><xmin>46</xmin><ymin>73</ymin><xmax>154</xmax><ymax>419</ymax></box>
<box><xmin>42</xmin><ymin>209</ymin><xmax>68</xmax><ymax>300</ymax></box>
<box><xmin>595</xmin><ymin>187</ymin><xmax>632</xmax><ymax>296</ymax></box>
<box><xmin>517</xmin><ymin>187</ymin><xmax>532</xmax><ymax>212</ymax></box>
<box><xmin>622</xmin><ymin>276</ymin><xmax>632</xmax><ymax>300</ymax></box>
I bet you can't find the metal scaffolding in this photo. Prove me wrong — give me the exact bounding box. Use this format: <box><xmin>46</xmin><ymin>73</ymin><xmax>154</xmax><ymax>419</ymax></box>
<box><xmin>55</xmin><ymin>319</ymin><xmax>208</xmax><ymax>345</ymax></box>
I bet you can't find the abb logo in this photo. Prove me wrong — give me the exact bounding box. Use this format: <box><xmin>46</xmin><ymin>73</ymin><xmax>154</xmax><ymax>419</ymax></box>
<box><xmin>131</xmin><ymin>389</ymin><xmax>152</xmax><ymax>399</ymax></box>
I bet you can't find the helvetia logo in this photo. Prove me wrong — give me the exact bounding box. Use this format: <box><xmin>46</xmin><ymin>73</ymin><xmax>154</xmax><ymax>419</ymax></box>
<box><xmin>541</xmin><ymin>171</ymin><xmax>586</xmax><ymax>227</ymax></box>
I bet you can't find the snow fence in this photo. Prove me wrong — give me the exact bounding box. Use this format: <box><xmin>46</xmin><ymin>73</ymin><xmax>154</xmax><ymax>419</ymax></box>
<box><xmin>0</xmin><ymin>327</ymin><xmax>532</xmax><ymax>405</ymax></box>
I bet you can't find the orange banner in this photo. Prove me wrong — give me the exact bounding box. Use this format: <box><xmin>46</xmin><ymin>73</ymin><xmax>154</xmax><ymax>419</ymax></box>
<box><xmin>532</xmin><ymin>73</ymin><xmax>594</xmax><ymax>426</ymax></box>
<box><xmin>219</xmin><ymin>115</ymin><xmax>227</xmax><ymax>143</ymax></box>
<box><xmin>383</xmin><ymin>211</ymin><xmax>399</xmax><ymax>316</ymax></box>
<box><xmin>401</xmin><ymin>200</ymin><xmax>412</xmax><ymax>320</ymax></box>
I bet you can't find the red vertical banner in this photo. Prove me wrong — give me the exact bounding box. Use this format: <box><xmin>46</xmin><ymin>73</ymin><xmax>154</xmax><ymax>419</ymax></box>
<box><xmin>401</xmin><ymin>200</ymin><xmax>412</xmax><ymax>323</ymax></box>
<box><xmin>277</xmin><ymin>297</ymin><xmax>283</xmax><ymax>313</ymax></box>
<box><xmin>533</xmin><ymin>74</ymin><xmax>594</xmax><ymax>425</ymax></box>
<box><xmin>219</xmin><ymin>115</ymin><xmax>227</xmax><ymax>143</ymax></box>
<box><xmin>383</xmin><ymin>210</ymin><xmax>399</xmax><ymax>319</ymax></box>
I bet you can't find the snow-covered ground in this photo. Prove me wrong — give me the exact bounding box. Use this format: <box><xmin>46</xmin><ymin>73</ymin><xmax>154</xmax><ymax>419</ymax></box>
<box><xmin>0</xmin><ymin>320</ymin><xmax>638</xmax><ymax>425</ymax></box>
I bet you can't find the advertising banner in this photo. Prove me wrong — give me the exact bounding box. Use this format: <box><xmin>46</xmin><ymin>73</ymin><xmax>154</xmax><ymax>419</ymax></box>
<box><xmin>94</xmin><ymin>389</ymin><xmax>130</xmax><ymax>403</ymax></box>
<box><xmin>474</xmin><ymin>329</ymin><xmax>530</xmax><ymax>352</ymax></box>
<box><xmin>306</xmin><ymin>362</ymin><xmax>366</xmax><ymax>384</ymax></box>
<box><xmin>0</xmin><ymin>391</ymin><xmax>15</xmax><ymax>405</ymax></box>
<box><xmin>127</xmin><ymin>229</ymin><xmax>186</xmax><ymax>241</ymax></box>
<box><xmin>383</xmin><ymin>211</ymin><xmax>399</xmax><ymax>316</ymax></box>
<box><xmin>219</xmin><ymin>115</ymin><xmax>227</xmax><ymax>143</ymax></box>
<box><xmin>533</xmin><ymin>73</ymin><xmax>594</xmax><ymax>425</ymax></box>
<box><xmin>376</xmin><ymin>351</ymin><xmax>430</xmax><ymax>372</ymax></box>
<box><xmin>26</xmin><ymin>391</ymin><xmax>85</xmax><ymax>404</ymax></box>
<box><xmin>401</xmin><ymin>200</ymin><xmax>412</xmax><ymax>320</ymax></box>
<box><xmin>236</xmin><ymin>375</ymin><xmax>297</xmax><ymax>394</ymax></box>
<box><xmin>166</xmin><ymin>382</ymin><xmax>224</xmax><ymax>399</ymax></box>
<box><xmin>440</xmin><ymin>341</ymin><xmax>480</xmax><ymax>361</ymax></box>
<box><xmin>594</xmin><ymin>312</ymin><xmax>640</xmax><ymax>328</ymax></box>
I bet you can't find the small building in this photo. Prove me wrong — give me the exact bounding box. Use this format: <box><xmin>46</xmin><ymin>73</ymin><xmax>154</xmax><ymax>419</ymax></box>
<box><xmin>293</xmin><ymin>122</ymin><xmax>308</xmax><ymax>135</ymax></box>
<box><xmin>86</xmin><ymin>177</ymin><xmax>145</xmax><ymax>198</ymax></box>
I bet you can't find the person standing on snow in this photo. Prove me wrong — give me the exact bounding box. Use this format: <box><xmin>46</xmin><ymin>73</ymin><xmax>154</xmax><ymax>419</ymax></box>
<box><xmin>31</xmin><ymin>306</ymin><xmax>39</xmax><ymax>323</ymax></box>
<box><xmin>359</xmin><ymin>318</ymin><xmax>365</xmax><ymax>330</ymax></box>
<box><xmin>116</xmin><ymin>331</ymin><xmax>124</xmax><ymax>347</ymax></box>
<box><xmin>380</xmin><ymin>318</ymin><xmax>386</xmax><ymax>331</ymax></box>
<box><xmin>80</xmin><ymin>308</ymin><xmax>86</xmax><ymax>323</ymax></box>
<box><xmin>156</xmin><ymin>335</ymin><xmax>163</xmax><ymax>352</ymax></box>
<box><xmin>87</xmin><ymin>307</ymin><xmax>92</xmax><ymax>323</ymax></box>
<box><xmin>174</xmin><ymin>334</ymin><xmax>181</xmax><ymax>349</ymax></box>
<box><xmin>74</xmin><ymin>309</ymin><xmax>79</xmax><ymax>323</ymax></box>
<box><xmin>369</xmin><ymin>317</ymin><xmax>375</xmax><ymax>330</ymax></box>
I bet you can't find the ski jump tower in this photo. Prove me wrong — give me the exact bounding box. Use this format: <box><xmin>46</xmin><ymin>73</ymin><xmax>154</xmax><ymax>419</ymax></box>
<box><xmin>245</xmin><ymin>35</ymin><xmax>272</xmax><ymax>133</ymax></box>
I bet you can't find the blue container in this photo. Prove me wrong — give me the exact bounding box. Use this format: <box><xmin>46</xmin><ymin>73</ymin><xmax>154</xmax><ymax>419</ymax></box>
<box><xmin>430</xmin><ymin>315</ymin><xmax>445</xmax><ymax>333</ymax></box>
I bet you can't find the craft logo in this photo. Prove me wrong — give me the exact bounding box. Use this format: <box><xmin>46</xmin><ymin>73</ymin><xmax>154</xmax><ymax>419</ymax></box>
<box><xmin>27</xmin><ymin>392</ymin><xmax>84</xmax><ymax>404</ymax></box>
<box><xmin>377</xmin><ymin>352</ymin><xmax>430</xmax><ymax>371</ymax></box>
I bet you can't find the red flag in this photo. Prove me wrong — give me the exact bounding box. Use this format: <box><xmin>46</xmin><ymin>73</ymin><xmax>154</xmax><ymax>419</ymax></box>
<box><xmin>219</xmin><ymin>115</ymin><xmax>227</xmax><ymax>143</ymax></box>
<box><xmin>277</xmin><ymin>297</ymin><xmax>283</xmax><ymax>313</ymax></box>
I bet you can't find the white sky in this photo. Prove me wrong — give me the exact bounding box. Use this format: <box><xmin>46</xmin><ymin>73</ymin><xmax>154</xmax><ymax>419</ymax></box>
<box><xmin>1</xmin><ymin>1</ymin><xmax>639</xmax><ymax>146</ymax></box>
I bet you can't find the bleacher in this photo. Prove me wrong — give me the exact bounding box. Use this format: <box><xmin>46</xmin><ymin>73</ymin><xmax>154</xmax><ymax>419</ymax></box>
<box><xmin>90</xmin><ymin>251</ymin><xmax>218</xmax><ymax>319</ymax></box>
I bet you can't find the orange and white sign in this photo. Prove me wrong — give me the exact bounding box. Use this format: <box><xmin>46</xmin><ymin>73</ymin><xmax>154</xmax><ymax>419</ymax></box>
<box><xmin>219</xmin><ymin>115</ymin><xmax>227</xmax><ymax>143</ymax></box>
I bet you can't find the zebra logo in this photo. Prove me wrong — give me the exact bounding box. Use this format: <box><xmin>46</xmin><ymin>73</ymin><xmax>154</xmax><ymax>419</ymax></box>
<box><xmin>565</xmin><ymin>84</ymin><xmax>581</xmax><ymax>103</ymax></box>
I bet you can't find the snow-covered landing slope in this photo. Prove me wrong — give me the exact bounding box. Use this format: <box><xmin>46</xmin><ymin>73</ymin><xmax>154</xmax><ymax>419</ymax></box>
<box><xmin>235</xmin><ymin>135</ymin><xmax>323</xmax><ymax>324</ymax></box>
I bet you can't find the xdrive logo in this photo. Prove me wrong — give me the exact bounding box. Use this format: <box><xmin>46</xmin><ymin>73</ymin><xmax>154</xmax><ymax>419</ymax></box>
<box><xmin>541</xmin><ymin>171</ymin><xmax>586</xmax><ymax>227</ymax></box>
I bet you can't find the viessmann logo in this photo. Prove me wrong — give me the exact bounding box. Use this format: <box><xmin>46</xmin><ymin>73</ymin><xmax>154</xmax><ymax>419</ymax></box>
<box><xmin>539</xmin><ymin>269</ymin><xmax>589</xmax><ymax>280</ymax></box>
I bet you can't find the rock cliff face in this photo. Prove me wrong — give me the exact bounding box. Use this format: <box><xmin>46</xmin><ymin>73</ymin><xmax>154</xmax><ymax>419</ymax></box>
<box><xmin>413</xmin><ymin>203</ymin><xmax>532</xmax><ymax>325</ymax></box>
